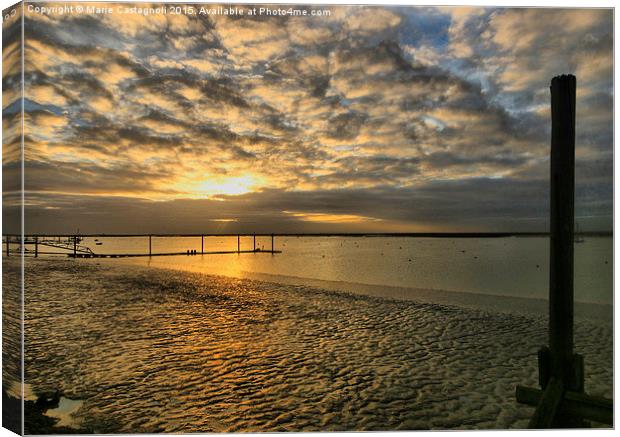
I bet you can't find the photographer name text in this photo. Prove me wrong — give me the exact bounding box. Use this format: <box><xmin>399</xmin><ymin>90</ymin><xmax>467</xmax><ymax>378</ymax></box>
<box><xmin>26</xmin><ymin>4</ymin><xmax>331</xmax><ymax>17</ymax></box>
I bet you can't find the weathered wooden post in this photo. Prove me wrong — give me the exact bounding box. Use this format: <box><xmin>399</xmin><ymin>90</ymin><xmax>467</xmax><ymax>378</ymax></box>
<box><xmin>539</xmin><ymin>74</ymin><xmax>584</xmax><ymax>428</ymax></box>
<box><xmin>6</xmin><ymin>237</ymin><xmax>9</xmax><ymax>257</ymax></box>
<box><xmin>237</xmin><ymin>234</ymin><xmax>240</xmax><ymax>253</ymax></box>
<box><xmin>271</xmin><ymin>234</ymin><xmax>274</xmax><ymax>252</ymax></box>
<box><xmin>253</xmin><ymin>234</ymin><xmax>256</xmax><ymax>252</ymax></box>
<box><xmin>515</xmin><ymin>74</ymin><xmax>601</xmax><ymax>428</ymax></box>
<box><xmin>149</xmin><ymin>235</ymin><xmax>152</xmax><ymax>256</ymax></box>
<box><xmin>201</xmin><ymin>234</ymin><xmax>204</xmax><ymax>254</ymax></box>
<box><xmin>530</xmin><ymin>74</ymin><xmax>578</xmax><ymax>427</ymax></box>
<box><xmin>73</xmin><ymin>235</ymin><xmax>77</xmax><ymax>257</ymax></box>
<box><xmin>546</xmin><ymin>74</ymin><xmax>582</xmax><ymax>393</ymax></box>
<box><xmin>34</xmin><ymin>236</ymin><xmax>38</xmax><ymax>258</ymax></box>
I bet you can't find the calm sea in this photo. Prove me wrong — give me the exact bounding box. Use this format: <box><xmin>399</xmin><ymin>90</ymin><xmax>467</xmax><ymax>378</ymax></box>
<box><xmin>39</xmin><ymin>235</ymin><xmax>613</xmax><ymax>308</ymax></box>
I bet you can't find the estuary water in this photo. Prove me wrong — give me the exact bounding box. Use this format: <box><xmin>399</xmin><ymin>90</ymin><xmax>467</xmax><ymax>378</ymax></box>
<box><xmin>76</xmin><ymin>235</ymin><xmax>613</xmax><ymax>309</ymax></box>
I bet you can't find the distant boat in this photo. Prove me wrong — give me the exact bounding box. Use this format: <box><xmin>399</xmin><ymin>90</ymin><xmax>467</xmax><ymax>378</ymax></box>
<box><xmin>575</xmin><ymin>223</ymin><xmax>585</xmax><ymax>243</ymax></box>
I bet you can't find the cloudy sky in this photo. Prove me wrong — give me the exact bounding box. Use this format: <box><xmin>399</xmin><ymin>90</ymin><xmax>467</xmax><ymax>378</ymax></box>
<box><xmin>2</xmin><ymin>3</ymin><xmax>613</xmax><ymax>234</ymax></box>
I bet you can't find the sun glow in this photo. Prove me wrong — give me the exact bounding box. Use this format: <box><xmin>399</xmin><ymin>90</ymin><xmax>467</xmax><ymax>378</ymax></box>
<box><xmin>283</xmin><ymin>211</ymin><xmax>382</xmax><ymax>224</ymax></box>
<box><xmin>185</xmin><ymin>175</ymin><xmax>263</xmax><ymax>197</ymax></box>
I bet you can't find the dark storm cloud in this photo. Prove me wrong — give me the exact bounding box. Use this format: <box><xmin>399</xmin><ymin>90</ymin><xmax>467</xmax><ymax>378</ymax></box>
<box><xmin>322</xmin><ymin>155</ymin><xmax>421</xmax><ymax>184</ymax></box>
<box><xmin>69</xmin><ymin>121</ymin><xmax>183</xmax><ymax>150</ymax></box>
<box><xmin>140</xmin><ymin>108</ymin><xmax>188</xmax><ymax>126</ymax></box>
<box><xmin>424</xmin><ymin>151</ymin><xmax>530</xmax><ymax>169</ymax></box>
<box><xmin>24</xmin><ymin>159</ymin><xmax>178</xmax><ymax>194</ymax></box>
<box><xmin>19</xmin><ymin>177</ymin><xmax>559</xmax><ymax>234</ymax></box>
<box><xmin>200</xmin><ymin>78</ymin><xmax>251</xmax><ymax>108</ymax></box>
<box><xmin>59</xmin><ymin>72</ymin><xmax>115</xmax><ymax>101</ymax></box>
<box><xmin>24</xmin><ymin>15</ymin><xmax>124</xmax><ymax>51</ymax></box>
<box><xmin>326</xmin><ymin>111</ymin><xmax>367</xmax><ymax>140</ymax></box>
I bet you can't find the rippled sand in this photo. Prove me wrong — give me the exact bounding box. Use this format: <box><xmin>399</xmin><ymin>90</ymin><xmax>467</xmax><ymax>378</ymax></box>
<box><xmin>16</xmin><ymin>258</ymin><xmax>612</xmax><ymax>432</ymax></box>
<box><xmin>3</xmin><ymin>258</ymin><xmax>23</xmax><ymax>434</ymax></box>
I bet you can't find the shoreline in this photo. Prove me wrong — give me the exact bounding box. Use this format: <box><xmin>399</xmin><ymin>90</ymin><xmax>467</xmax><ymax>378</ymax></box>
<box><xmin>92</xmin><ymin>256</ymin><xmax>613</xmax><ymax>324</ymax></box>
<box><xmin>8</xmin><ymin>232</ymin><xmax>613</xmax><ymax>237</ymax></box>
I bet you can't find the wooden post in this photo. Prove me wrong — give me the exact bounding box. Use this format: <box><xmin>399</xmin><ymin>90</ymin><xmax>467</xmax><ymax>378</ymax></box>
<box><xmin>73</xmin><ymin>235</ymin><xmax>77</xmax><ymax>257</ymax></box>
<box><xmin>548</xmin><ymin>74</ymin><xmax>577</xmax><ymax>388</ymax></box>
<box><xmin>149</xmin><ymin>235</ymin><xmax>152</xmax><ymax>256</ymax></box>
<box><xmin>34</xmin><ymin>237</ymin><xmax>38</xmax><ymax>258</ymax></box>
<box><xmin>253</xmin><ymin>234</ymin><xmax>256</xmax><ymax>252</ymax></box>
<box><xmin>517</xmin><ymin>75</ymin><xmax>612</xmax><ymax>428</ymax></box>
<box><xmin>271</xmin><ymin>234</ymin><xmax>274</xmax><ymax>252</ymax></box>
<box><xmin>201</xmin><ymin>234</ymin><xmax>204</xmax><ymax>254</ymax></box>
<box><xmin>237</xmin><ymin>235</ymin><xmax>240</xmax><ymax>253</ymax></box>
<box><xmin>6</xmin><ymin>237</ymin><xmax>9</xmax><ymax>257</ymax></box>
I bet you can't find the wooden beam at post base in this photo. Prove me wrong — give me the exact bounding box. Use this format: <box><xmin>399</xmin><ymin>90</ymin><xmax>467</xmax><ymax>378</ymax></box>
<box><xmin>526</xmin><ymin>377</ymin><xmax>565</xmax><ymax>429</ymax></box>
<box><xmin>549</xmin><ymin>74</ymin><xmax>577</xmax><ymax>385</ymax></box>
<box><xmin>516</xmin><ymin>385</ymin><xmax>613</xmax><ymax>425</ymax></box>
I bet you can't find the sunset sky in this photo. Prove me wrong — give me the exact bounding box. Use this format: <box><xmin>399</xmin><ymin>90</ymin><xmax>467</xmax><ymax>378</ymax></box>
<box><xmin>2</xmin><ymin>3</ymin><xmax>613</xmax><ymax>234</ymax></box>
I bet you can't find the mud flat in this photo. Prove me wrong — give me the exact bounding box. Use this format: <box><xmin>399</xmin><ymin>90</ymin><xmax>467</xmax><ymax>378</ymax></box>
<box><xmin>13</xmin><ymin>258</ymin><xmax>612</xmax><ymax>432</ymax></box>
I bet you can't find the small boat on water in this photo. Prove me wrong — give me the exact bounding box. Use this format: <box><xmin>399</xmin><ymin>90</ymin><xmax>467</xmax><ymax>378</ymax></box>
<box><xmin>575</xmin><ymin>223</ymin><xmax>585</xmax><ymax>243</ymax></box>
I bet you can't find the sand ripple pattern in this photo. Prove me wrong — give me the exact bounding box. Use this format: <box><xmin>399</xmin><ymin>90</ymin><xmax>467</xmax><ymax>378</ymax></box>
<box><xmin>3</xmin><ymin>260</ymin><xmax>23</xmax><ymax>397</ymax></box>
<box><xmin>22</xmin><ymin>259</ymin><xmax>612</xmax><ymax>432</ymax></box>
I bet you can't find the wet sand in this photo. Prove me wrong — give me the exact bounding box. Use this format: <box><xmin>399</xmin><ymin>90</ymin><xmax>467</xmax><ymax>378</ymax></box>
<box><xmin>13</xmin><ymin>258</ymin><xmax>613</xmax><ymax>432</ymax></box>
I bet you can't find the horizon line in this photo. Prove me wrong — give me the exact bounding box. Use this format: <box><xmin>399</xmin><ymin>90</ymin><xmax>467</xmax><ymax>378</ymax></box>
<box><xmin>4</xmin><ymin>231</ymin><xmax>613</xmax><ymax>238</ymax></box>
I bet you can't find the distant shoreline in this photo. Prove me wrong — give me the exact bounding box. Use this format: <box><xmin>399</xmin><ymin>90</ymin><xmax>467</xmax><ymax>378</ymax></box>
<box><xmin>5</xmin><ymin>231</ymin><xmax>613</xmax><ymax>238</ymax></box>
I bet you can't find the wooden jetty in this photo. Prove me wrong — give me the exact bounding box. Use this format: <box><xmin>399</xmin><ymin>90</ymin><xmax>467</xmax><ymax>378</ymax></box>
<box><xmin>68</xmin><ymin>249</ymin><xmax>282</xmax><ymax>258</ymax></box>
<box><xmin>4</xmin><ymin>234</ymin><xmax>281</xmax><ymax>258</ymax></box>
<box><xmin>515</xmin><ymin>75</ymin><xmax>612</xmax><ymax>427</ymax></box>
